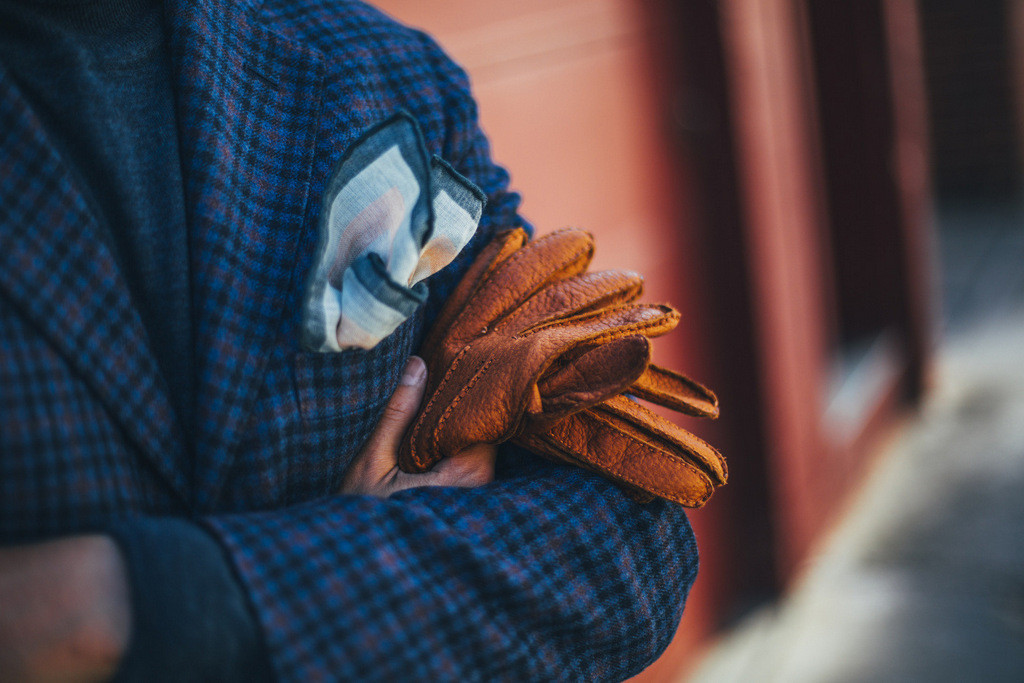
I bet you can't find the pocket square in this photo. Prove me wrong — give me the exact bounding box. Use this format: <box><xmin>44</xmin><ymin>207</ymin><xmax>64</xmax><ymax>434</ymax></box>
<box><xmin>301</xmin><ymin>112</ymin><xmax>485</xmax><ymax>352</ymax></box>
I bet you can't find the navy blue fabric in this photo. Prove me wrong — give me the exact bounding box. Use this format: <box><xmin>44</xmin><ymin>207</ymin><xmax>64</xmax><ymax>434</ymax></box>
<box><xmin>0</xmin><ymin>0</ymin><xmax>195</xmax><ymax>435</ymax></box>
<box><xmin>106</xmin><ymin>518</ymin><xmax>272</xmax><ymax>683</ymax></box>
<box><xmin>0</xmin><ymin>0</ymin><xmax>699</xmax><ymax>680</ymax></box>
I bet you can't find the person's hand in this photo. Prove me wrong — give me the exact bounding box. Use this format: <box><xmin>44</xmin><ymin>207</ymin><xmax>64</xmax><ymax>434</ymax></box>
<box><xmin>340</xmin><ymin>356</ymin><xmax>496</xmax><ymax>497</ymax></box>
<box><xmin>0</xmin><ymin>535</ymin><xmax>130</xmax><ymax>683</ymax></box>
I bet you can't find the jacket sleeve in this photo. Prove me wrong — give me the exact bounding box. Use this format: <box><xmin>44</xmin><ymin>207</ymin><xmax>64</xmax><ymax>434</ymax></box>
<box><xmin>105</xmin><ymin>518</ymin><xmax>272</xmax><ymax>683</ymax></box>
<box><xmin>205</xmin><ymin>447</ymin><xmax>697</xmax><ymax>681</ymax></box>
<box><xmin>0</xmin><ymin>34</ymin><xmax>698</xmax><ymax>683</ymax></box>
<box><xmin>202</xmin><ymin>32</ymin><xmax>700</xmax><ymax>682</ymax></box>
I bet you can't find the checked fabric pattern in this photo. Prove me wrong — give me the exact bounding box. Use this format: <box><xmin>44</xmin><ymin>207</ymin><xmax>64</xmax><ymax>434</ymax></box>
<box><xmin>0</xmin><ymin>0</ymin><xmax>699</xmax><ymax>680</ymax></box>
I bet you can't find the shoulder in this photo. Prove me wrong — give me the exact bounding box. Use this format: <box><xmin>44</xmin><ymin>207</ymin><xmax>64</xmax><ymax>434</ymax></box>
<box><xmin>256</xmin><ymin>0</ymin><xmax>461</xmax><ymax>80</ymax></box>
<box><xmin>256</xmin><ymin>0</ymin><xmax>474</xmax><ymax>155</ymax></box>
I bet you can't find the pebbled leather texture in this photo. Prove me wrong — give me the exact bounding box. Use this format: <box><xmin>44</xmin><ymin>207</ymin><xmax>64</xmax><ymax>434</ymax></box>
<box><xmin>402</xmin><ymin>227</ymin><xmax>727</xmax><ymax>507</ymax></box>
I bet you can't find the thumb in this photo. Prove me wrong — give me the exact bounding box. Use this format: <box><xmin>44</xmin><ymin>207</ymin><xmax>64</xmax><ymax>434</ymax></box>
<box><xmin>536</xmin><ymin>336</ymin><xmax>649</xmax><ymax>422</ymax></box>
<box><xmin>362</xmin><ymin>356</ymin><xmax>428</xmax><ymax>470</ymax></box>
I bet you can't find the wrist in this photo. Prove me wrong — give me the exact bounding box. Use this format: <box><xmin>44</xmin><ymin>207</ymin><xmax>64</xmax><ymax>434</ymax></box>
<box><xmin>0</xmin><ymin>535</ymin><xmax>130</xmax><ymax>682</ymax></box>
<box><xmin>72</xmin><ymin>535</ymin><xmax>132</xmax><ymax>681</ymax></box>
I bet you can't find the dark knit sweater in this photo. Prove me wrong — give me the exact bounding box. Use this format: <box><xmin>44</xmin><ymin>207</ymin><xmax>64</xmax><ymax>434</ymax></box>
<box><xmin>0</xmin><ymin>0</ymin><xmax>194</xmax><ymax>433</ymax></box>
<box><xmin>0</xmin><ymin>2</ymin><xmax>269</xmax><ymax>679</ymax></box>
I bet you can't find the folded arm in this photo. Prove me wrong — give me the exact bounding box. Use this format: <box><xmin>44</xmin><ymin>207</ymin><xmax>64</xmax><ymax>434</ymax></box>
<box><xmin>0</xmin><ymin>356</ymin><xmax>497</xmax><ymax>682</ymax></box>
<box><xmin>0</xmin><ymin>350</ymin><xmax>696</xmax><ymax>682</ymax></box>
<box><xmin>0</xmin><ymin>24</ymin><xmax>698</xmax><ymax>682</ymax></box>
<box><xmin>207</xmin><ymin>438</ymin><xmax>697</xmax><ymax>681</ymax></box>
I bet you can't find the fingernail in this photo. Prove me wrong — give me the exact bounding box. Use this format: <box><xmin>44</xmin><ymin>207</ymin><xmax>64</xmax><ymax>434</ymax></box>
<box><xmin>401</xmin><ymin>356</ymin><xmax>427</xmax><ymax>386</ymax></box>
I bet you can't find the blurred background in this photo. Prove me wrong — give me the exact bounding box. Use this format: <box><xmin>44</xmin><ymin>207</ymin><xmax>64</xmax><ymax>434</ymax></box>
<box><xmin>376</xmin><ymin>0</ymin><xmax>1024</xmax><ymax>680</ymax></box>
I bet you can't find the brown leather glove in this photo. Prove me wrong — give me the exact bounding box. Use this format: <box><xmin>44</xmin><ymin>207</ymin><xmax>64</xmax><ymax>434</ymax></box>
<box><xmin>400</xmin><ymin>227</ymin><xmax>678</xmax><ymax>472</ymax></box>
<box><xmin>401</xmin><ymin>227</ymin><xmax>727</xmax><ymax>507</ymax></box>
<box><xmin>515</xmin><ymin>364</ymin><xmax>727</xmax><ymax>506</ymax></box>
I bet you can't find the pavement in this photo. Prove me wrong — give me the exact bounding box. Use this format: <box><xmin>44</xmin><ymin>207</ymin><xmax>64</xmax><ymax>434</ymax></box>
<box><xmin>686</xmin><ymin>216</ymin><xmax>1024</xmax><ymax>682</ymax></box>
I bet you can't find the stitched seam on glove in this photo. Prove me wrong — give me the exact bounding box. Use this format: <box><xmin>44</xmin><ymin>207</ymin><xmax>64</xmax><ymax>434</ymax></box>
<box><xmin>430</xmin><ymin>354</ymin><xmax>498</xmax><ymax>461</ymax></box>
<box><xmin>529</xmin><ymin>430</ymin><xmax>710</xmax><ymax>506</ymax></box>
<box><xmin>600</xmin><ymin>399</ymin><xmax>728</xmax><ymax>481</ymax></box>
<box><xmin>512</xmin><ymin>308</ymin><xmax>677</xmax><ymax>341</ymax></box>
<box><xmin>450</xmin><ymin>227</ymin><xmax>593</xmax><ymax>334</ymax></box>
<box><xmin>406</xmin><ymin>343</ymin><xmax>476</xmax><ymax>470</ymax></box>
<box><xmin>583</xmin><ymin>410</ymin><xmax>712</xmax><ymax>505</ymax></box>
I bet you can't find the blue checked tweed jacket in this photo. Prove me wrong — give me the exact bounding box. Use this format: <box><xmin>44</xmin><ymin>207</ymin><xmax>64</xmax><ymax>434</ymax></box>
<box><xmin>0</xmin><ymin>0</ymin><xmax>698</xmax><ymax>680</ymax></box>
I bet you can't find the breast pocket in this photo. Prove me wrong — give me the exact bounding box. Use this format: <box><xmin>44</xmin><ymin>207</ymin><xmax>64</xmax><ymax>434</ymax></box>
<box><xmin>288</xmin><ymin>313</ymin><xmax>423</xmax><ymax>501</ymax></box>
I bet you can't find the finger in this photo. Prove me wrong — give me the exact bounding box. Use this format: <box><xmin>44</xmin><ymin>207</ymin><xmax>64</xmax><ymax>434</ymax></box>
<box><xmin>630</xmin><ymin>364</ymin><xmax>720</xmax><ymax>419</ymax></box>
<box><xmin>534</xmin><ymin>336</ymin><xmax>650</xmax><ymax>422</ymax></box>
<box><xmin>387</xmin><ymin>443</ymin><xmax>496</xmax><ymax>495</ymax></box>
<box><xmin>450</xmin><ymin>228</ymin><xmax>595</xmax><ymax>342</ymax></box>
<box><xmin>599</xmin><ymin>395</ymin><xmax>727</xmax><ymax>485</ymax></box>
<box><xmin>420</xmin><ymin>228</ymin><xmax>527</xmax><ymax>362</ymax></box>
<box><xmin>519</xmin><ymin>406</ymin><xmax>721</xmax><ymax>507</ymax></box>
<box><xmin>531</xmin><ymin>304</ymin><xmax>680</xmax><ymax>358</ymax></box>
<box><xmin>360</xmin><ymin>356</ymin><xmax>428</xmax><ymax>471</ymax></box>
<box><xmin>430</xmin><ymin>442</ymin><xmax>497</xmax><ymax>488</ymax></box>
<box><xmin>507</xmin><ymin>269</ymin><xmax>644</xmax><ymax>331</ymax></box>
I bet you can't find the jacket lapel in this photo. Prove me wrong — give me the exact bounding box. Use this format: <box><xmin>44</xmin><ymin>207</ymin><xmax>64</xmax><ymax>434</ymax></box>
<box><xmin>0</xmin><ymin>68</ymin><xmax>191</xmax><ymax>504</ymax></box>
<box><xmin>167</xmin><ymin>0</ymin><xmax>325</xmax><ymax>508</ymax></box>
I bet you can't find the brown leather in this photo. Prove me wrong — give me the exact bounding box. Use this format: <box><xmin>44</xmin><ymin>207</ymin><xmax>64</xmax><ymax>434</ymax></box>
<box><xmin>515</xmin><ymin>366</ymin><xmax>727</xmax><ymax>506</ymax></box>
<box><xmin>401</xmin><ymin>227</ymin><xmax>727</xmax><ymax>507</ymax></box>
<box><xmin>400</xmin><ymin>227</ymin><xmax>676</xmax><ymax>470</ymax></box>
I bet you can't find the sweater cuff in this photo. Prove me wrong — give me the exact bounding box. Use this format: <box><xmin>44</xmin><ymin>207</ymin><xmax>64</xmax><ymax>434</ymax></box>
<box><xmin>104</xmin><ymin>517</ymin><xmax>272</xmax><ymax>682</ymax></box>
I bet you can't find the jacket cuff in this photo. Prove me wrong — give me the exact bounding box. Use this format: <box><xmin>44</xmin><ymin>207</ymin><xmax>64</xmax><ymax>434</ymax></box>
<box><xmin>104</xmin><ymin>517</ymin><xmax>272</xmax><ymax>682</ymax></box>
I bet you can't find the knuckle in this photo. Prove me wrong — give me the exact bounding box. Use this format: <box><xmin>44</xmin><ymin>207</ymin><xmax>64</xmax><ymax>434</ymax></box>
<box><xmin>380</xmin><ymin>403</ymin><xmax>407</xmax><ymax>427</ymax></box>
<box><xmin>451</xmin><ymin>462</ymin><xmax>494</xmax><ymax>488</ymax></box>
<box><xmin>387</xmin><ymin>386</ymin><xmax>420</xmax><ymax>415</ymax></box>
<box><xmin>378</xmin><ymin>402</ymin><xmax>414</xmax><ymax>433</ymax></box>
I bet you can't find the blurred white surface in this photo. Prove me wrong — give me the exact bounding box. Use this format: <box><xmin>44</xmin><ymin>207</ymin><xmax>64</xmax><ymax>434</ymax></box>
<box><xmin>688</xmin><ymin>207</ymin><xmax>1024</xmax><ymax>682</ymax></box>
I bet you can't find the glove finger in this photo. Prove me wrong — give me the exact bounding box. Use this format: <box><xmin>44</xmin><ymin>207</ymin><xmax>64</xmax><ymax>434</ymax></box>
<box><xmin>599</xmin><ymin>395</ymin><xmax>727</xmax><ymax>485</ymax></box>
<box><xmin>630</xmin><ymin>364</ymin><xmax>720</xmax><ymax>419</ymax></box>
<box><xmin>450</xmin><ymin>228</ymin><xmax>595</xmax><ymax>343</ymax></box>
<box><xmin>507</xmin><ymin>269</ymin><xmax>644</xmax><ymax>332</ymax></box>
<box><xmin>410</xmin><ymin>316</ymin><xmax>656</xmax><ymax>470</ymax></box>
<box><xmin>516</xmin><ymin>410</ymin><xmax>718</xmax><ymax>507</ymax></box>
<box><xmin>512</xmin><ymin>432</ymin><xmax>658</xmax><ymax>503</ymax></box>
<box><xmin>420</xmin><ymin>227</ymin><xmax>527</xmax><ymax>364</ymax></box>
<box><xmin>532</xmin><ymin>335</ymin><xmax>650</xmax><ymax>423</ymax></box>
<box><xmin>524</xmin><ymin>303</ymin><xmax>680</xmax><ymax>351</ymax></box>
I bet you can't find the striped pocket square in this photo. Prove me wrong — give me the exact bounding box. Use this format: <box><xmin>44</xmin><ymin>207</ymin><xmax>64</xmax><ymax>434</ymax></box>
<box><xmin>302</xmin><ymin>112</ymin><xmax>485</xmax><ymax>351</ymax></box>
